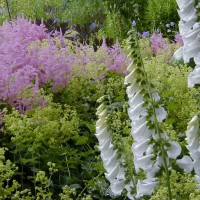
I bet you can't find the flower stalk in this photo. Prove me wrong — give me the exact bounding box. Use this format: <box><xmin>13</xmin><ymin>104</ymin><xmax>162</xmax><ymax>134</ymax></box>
<box><xmin>95</xmin><ymin>96</ymin><xmax>135</xmax><ymax>198</ymax></box>
<box><xmin>125</xmin><ymin>24</ymin><xmax>181</xmax><ymax>199</ymax></box>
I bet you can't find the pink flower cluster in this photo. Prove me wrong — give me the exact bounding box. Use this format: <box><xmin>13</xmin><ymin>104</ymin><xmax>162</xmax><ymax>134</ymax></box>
<box><xmin>0</xmin><ymin>18</ymin><xmax>129</xmax><ymax>111</ymax></box>
<box><xmin>150</xmin><ymin>33</ymin><xmax>169</xmax><ymax>54</ymax></box>
<box><xmin>0</xmin><ymin>18</ymin><xmax>74</xmax><ymax>111</ymax></box>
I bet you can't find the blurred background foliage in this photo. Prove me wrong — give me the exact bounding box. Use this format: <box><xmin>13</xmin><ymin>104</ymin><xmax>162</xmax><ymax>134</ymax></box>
<box><xmin>0</xmin><ymin>0</ymin><xmax>179</xmax><ymax>43</ymax></box>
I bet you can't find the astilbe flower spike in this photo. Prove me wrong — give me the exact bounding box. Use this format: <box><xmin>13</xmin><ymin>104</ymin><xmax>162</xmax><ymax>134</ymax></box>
<box><xmin>95</xmin><ymin>96</ymin><xmax>134</xmax><ymax>199</ymax></box>
<box><xmin>125</xmin><ymin>26</ymin><xmax>182</xmax><ymax>199</ymax></box>
<box><xmin>176</xmin><ymin>0</ymin><xmax>200</xmax><ymax>87</ymax></box>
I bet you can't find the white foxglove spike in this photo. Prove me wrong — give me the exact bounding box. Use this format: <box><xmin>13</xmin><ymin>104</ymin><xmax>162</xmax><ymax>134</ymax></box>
<box><xmin>176</xmin><ymin>0</ymin><xmax>200</xmax><ymax>87</ymax></box>
<box><xmin>95</xmin><ymin>100</ymin><xmax>133</xmax><ymax>197</ymax></box>
<box><xmin>182</xmin><ymin>115</ymin><xmax>200</xmax><ymax>187</ymax></box>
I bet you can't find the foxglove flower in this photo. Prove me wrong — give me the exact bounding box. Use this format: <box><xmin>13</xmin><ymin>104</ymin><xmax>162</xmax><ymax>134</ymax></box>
<box><xmin>176</xmin><ymin>0</ymin><xmax>200</xmax><ymax>87</ymax></box>
<box><xmin>125</xmin><ymin>30</ymin><xmax>182</xmax><ymax>197</ymax></box>
<box><xmin>136</xmin><ymin>178</ymin><xmax>158</xmax><ymax>198</ymax></box>
<box><xmin>177</xmin><ymin>116</ymin><xmax>200</xmax><ymax>187</ymax></box>
<box><xmin>95</xmin><ymin>98</ymin><xmax>134</xmax><ymax>198</ymax></box>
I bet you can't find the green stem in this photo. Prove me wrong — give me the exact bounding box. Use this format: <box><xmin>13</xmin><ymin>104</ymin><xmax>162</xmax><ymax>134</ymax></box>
<box><xmin>5</xmin><ymin>0</ymin><xmax>11</xmax><ymax>21</ymax></box>
<box><xmin>76</xmin><ymin>172</ymin><xmax>104</xmax><ymax>200</ymax></box>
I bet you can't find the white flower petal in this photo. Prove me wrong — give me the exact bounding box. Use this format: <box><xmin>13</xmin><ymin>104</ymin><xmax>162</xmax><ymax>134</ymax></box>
<box><xmin>155</xmin><ymin>106</ymin><xmax>167</xmax><ymax>122</ymax></box>
<box><xmin>110</xmin><ymin>179</ymin><xmax>125</xmax><ymax>196</ymax></box>
<box><xmin>128</xmin><ymin>91</ymin><xmax>143</xmax><ymax>105</ymax></box>
<box><xmin>105</xmin><ymin>162</ymin><xmax>120</xmax><ymax>180</ymax></box>
<box><xmin>132</xmin><ymin>139</ymin><xmax>150</xmax><ymax>157</ymax></box>
<box><xmin>126</xmin><ymin>82</ymin><xmax>140</xmax><ymax>97</ymax></box>
<box><xmin>96</xmin><ymin>127</ymin><xmax>109</xmax><ymax>141</ymax></box>
<box><xmin>104</xmin><ymin>151</ymin><xmax>118</xmax><ymax>171</ymax></box>
<box><xmin>128</xmin><ymin>102</ymin><xmax>147</xmax><ymax>120</ymax></box>
<box><xmin>131</xmin><ymin>121</ymin><xmax>153</xmax><ymax>142</ymax></box>
<box><xmin>136</xmin><ymin>178</ymin><xmax>158</xmax><ymax>198</ymax></box>
<box><xmin>96</xmin><ymin>118</ymin><xmax>105</xmax><ymax>126</ymax></box>
<box><xmin>98</xmin><ymin>108</ymin><xmax>107</xmax><ymax>118</ymax></box>
<box><xmin>134</xmin><ymin>154</ymin><xmax>154</xmax><ymax>173</ymax></box>
<box><xmin>186</xmin><ymin>135</ymin><xmax>199</xmax><ymax>152</ymax></box>
<box><xmin>167</xmin><ymin>141</ymin><xmax>182</xmax><ymax>159</ymax></box>
<box><xmin>124</xmin><ymin>69</ymin><xmax>136</xmax><ymax>84</ymax></box>
<box><xmin>176</xmin><ymin>155</ymin><xmax>194</xmax><ymax>172</ymax></box>
<box><xmin>186</xmin><ymin>115</ymin><xmax>199</xmax><ymax>138</ymax></box>
<box><xmin>96</xmin><ymin>103</ymin><xmax>106</xmax><ymax>115</ymax></box>
<box><xmin>188</xmin><ymin>67</ymin><xmax>200</xmax><ymax>87</ymax></box>
<box><xmin>127</xmin><ymin>61</ymin><xmax>134</xmax><ymax>72</ymax></box>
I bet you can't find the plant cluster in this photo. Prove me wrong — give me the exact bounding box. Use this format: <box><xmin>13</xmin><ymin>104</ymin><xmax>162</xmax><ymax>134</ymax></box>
<box><xmin>1</xmin><ymin>1</ymin><xmax>200</xmax><ymax>199</ymax></box>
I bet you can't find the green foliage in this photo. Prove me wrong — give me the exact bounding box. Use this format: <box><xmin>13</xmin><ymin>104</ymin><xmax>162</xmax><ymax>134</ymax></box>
<box><xmin>145</xmin><ymin>0</ymin><xmax>179</xmax><ymax>33</ymax></box>
<box><xmin>144</xmin><ymin>58</ymin><xmax>199</xmax><ymax>134</ymax></box>
<box><xmin>147</xmin><ymin>170</ymin><xmax>200</xmax><ymax>200</ymax></box>
<box><xmin>0</xmin><ymin>0</ymin><xmax>67</xmax><ymax>22</ymax></box>
<box><xmin>2</xmin><ymin>97</ymin><xmax>103</xmax><ymax>198</ymax></box>
<box><xmin>63</xmin><ymin>0</ymin><xmax>104</xmax><ymax>26</ymax></box>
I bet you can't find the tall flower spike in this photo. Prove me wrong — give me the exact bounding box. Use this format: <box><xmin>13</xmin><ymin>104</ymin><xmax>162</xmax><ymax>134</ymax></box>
<box><xmin>176</xmin><ymin>0</ymin><xmax>200</xmax><ymax>87</ymax></box>
<box><xmin>95</xmin><ymin>97</ymin><xmax>134</xmax><ymax>198</ymax></box>
<box><xmin>177</xmin><ymin>116</ymin><xmax>200</xmax><ymax>188</ymax></box>
<box><xmin>125</xmin><ymin>26</ymin><xmax>182</xmax><ymax>199</ymax></box>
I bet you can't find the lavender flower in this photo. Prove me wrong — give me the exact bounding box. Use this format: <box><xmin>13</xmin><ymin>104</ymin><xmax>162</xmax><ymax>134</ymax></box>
<box><xmin>132</xmin><ymin>20</ymin><xmax>136</xmax><ymax>26</ymax></box>
<box><xmin>142</xmin><ymin>31</ymin><xmax>150</xmax><ymax>38</ymax></box>
<box><xmin>150</xmin><ymin>33</ymin><xmax>169</xmax><ymax>54</ymax></box>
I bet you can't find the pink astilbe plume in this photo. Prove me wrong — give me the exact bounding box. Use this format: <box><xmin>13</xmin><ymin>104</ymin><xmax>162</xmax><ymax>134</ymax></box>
<box><xmin>174</xmin><ymin>32</ymin><xmax>184</xmax><ymax>46</ymax></box>
<box><xmin>0</xmin><ymin>17</ymin><xmax>74</xmax><ymax>111</ymax></box>
<box><xmin>150</xmin><ymin>33</ymin><xmax>170</xmax><ymax>54</ymax></box>
<box><xmin>107</xmin><ymin>44</ymin><xmax>130</xmax><ymax>75</ymax></box>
